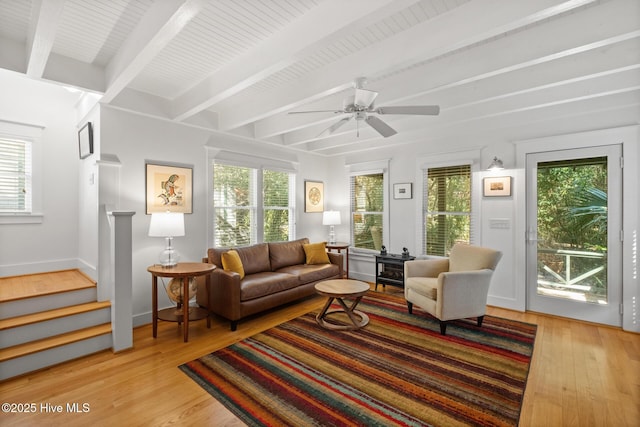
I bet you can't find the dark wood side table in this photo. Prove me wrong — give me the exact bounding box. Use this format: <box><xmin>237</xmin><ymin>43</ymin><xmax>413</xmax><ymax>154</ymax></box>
<box><xmin>147</xmin><ymin>262</ymin><xmax>215</xmax><ymax>342</ymax></box>
<box><xmin>326</xmin><ymin>242</ymin><xmax>350</xmax><ymax>278</ymax></box>
<box><xmin>375</xmin><ymin>254</ymin><xmax>415</xmax><ymax>291</ymax></box>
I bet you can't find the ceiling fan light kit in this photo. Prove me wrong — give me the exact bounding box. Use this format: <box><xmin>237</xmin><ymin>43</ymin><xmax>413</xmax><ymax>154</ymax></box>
<box><xmin>289</xmin><ymin>77</ymin><xmax>440</xmax><ymax>139</ymax></box>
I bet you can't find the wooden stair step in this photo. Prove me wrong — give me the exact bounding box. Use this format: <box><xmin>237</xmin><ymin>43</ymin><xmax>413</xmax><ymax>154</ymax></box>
<box><xmin>0</xmin><ymin>269</ymin><xmax>96</xmax><ymax>303</ymax></box>
<box><xmin>0</xmin><ymin>323</ymin><xmax>112</xmax><ymax>362</ymax></box>
<box><xmin>0</xmin><ymin>301</ymin><xmax>111</xmax><ymax>331</ymax></box>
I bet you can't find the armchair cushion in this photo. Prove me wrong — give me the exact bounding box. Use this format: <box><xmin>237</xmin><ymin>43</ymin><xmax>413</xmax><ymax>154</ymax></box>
<box><xmin>404</xmin><ymin>276</ymin><xmax>438</xmax><ymax>300</ymax></box>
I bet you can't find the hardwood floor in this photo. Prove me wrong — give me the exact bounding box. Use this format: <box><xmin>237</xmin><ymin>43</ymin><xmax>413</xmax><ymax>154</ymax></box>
<box><xmin>1</xmin><ymin>286</ymin><xmax>638</xmax><ymax>426</ymax></box>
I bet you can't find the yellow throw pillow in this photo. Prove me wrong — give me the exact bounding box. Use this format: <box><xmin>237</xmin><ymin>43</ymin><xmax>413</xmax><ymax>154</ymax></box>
<box><xmin>221</xmin><ymin>250</ymin><xmax>245</xmax><ymax>279</ymax></box>
<box><xmin>303</xmin><ymin>242</ymin><xmax>330</xmax><ymax>265</ymax></box>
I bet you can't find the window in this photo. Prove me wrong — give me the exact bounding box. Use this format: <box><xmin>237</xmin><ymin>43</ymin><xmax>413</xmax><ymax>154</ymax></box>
<box><xmin>0</xmin><ymin>138</ymin><xmax>32</xmax><ymax>213</ymax></box>
<box><xmin>351</xmin><ymin>173</ymin><xmax>384</xmax><ymax>250</ymax></box>
<box><xmin>262</xmin><ymin>169</ymin><xmax>293</xmax><ymax>243</ymax></box>
<box><xmin>213</xmin><ymin>163</ymin><xmax>294</xmax><ymax>247</ymax></box>
<box><xmin>423</xmin><ymin>164</ymin><xmax>471</xmax><ymax>256</ymax></box>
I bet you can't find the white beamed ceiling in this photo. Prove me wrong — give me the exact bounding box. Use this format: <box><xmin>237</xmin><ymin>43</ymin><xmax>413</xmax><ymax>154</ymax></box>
<box><xmin>1</xmin><ymin>0</ymin><xmax>638</xmax><ymax>156</ymax></box>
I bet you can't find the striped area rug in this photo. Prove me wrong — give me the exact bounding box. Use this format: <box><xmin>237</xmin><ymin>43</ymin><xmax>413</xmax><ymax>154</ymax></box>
<box><xmin>180</xmin><ymin>291</ymin><xmax>536</xmax><ymax>426</ymax></box>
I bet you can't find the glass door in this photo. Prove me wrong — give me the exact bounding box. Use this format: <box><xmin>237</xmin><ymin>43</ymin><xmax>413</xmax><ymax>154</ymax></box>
<box><xmin>526</xmin><ymin>145</ymin><xmax>622</xmax><ymax>326</ymax></box>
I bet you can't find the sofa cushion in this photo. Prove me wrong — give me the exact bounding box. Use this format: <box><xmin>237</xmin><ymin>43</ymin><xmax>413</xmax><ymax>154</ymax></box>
<box><xmin>303</xmin><ymin>242</ymin><xmax>330</xmax><ymax>264</ymax></box>
<box><xmin>206</xmin><ymin>247</ymin><xmax>226</xmax><ymax>268</ymax></box>
<box><xmin>277</xmin><ymin>263</ymin><xmax>339</xmax><ymax>283</ymax></box>
<box><xmin>236</xmin><ymin>243</ymin><xmax>271</xmax><ymax>275</ymax></box>
<box><xmin>221</xmin><ymin>250</ymin><xmax>245</xmax><ymax>279</ymax></box>
<box><xmin>240</xmin><ymin>272</ymin><xmax>300</xmax><ymax>301</ymax></box>
<box><xmin>269</xmin><ymin>238</ymin><xmax>309</xmax><ymax>271</ymax></box>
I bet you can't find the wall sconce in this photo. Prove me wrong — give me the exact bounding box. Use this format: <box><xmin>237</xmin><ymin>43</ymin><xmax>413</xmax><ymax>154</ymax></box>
<box><xmin>148</xmin><ymin>212</ymin><xmax>185</xmax><ymax>267</ymax></box>
<box><xmin>487</xmin><ymin>156</ymin><xmax>504</xmax><ymax>171</ymax></box>
<box><xmin>322</xmin><ymin>210</ymin><xmax>341</xmax><ymax>244</ymax></box>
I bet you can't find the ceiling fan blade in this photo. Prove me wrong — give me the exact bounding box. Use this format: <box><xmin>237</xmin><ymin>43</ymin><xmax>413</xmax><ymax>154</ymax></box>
<box><xmin>317</xmin><ymin>116</ymin><xmax>352</xmax><ymax>137</ymax></box>
<box><xmin>354</xmin><ymin>88</ymin><xmax>378</xmax><ymax>108</ymax></box>
<box><xmin>375</xmin><ymin>105</ymin><xmax>440</xmax><ymax>115</ymax></box>
<box><xmin>365</xmin><ymin>115</ymin><xmax>397</xmax><ymax>138</ymax></box>
<box><xmin>328</xmin><ymin>116</ymin><xmax>352</xmax><ymax>133</ymax></box>
<box><xmin>288</xmin><ymin>109</ymin><xmax>345</xmax><ymax>114</ymax></box>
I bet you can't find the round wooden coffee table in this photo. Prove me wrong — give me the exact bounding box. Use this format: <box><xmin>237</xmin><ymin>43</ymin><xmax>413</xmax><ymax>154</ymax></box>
<box><xmin>315</xmin><ymin>279</ymin><xmax>370</xmax><ymax>330</ymax></box>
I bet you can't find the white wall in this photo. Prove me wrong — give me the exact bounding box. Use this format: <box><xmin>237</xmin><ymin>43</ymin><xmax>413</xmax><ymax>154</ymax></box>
<box><xmin>99</xmin><ymin>107</ymin><xmax>334</xmax><ymax>325</ymax></box>
<box><xmin>0</xmin><ymin>70</ymin><xmax>81</xmax><ymax>276</ymax></box>
<box><xmin>77</xmin><ymin>106</ymin><xmax>100</xmax><ymax>280</ymax></box>
<box><xmin>325</xmin><ymin>129</ymin><xmax>638</xmax><ymax>332</ymax></box>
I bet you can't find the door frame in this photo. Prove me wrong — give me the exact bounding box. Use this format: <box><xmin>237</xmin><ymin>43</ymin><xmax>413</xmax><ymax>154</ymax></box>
<box><xmin>525</xmin><ymin>145</ymin><xmax>622</xmax><ymax>326</ymax></box>
<box><xmin>514</xmin><ymin>126</ymin><xmax>639</xmax><ymax>332</ymax></box>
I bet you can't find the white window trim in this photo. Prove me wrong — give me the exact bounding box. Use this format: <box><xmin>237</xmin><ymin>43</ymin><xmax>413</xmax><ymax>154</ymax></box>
<box><xmin>416</xmin><ymin>150</ymin><xmax>481</xmax><ymax>256</ymax></box>
<box><xmin>346</xmin><ymin>159</ymin><xmax>390</xmax><ymax>254</ymax></box>
<box><xmin>209</xmin><ymin>153</ymin><xmax>297</xmax><ymax>248</ymax></box>
<box><xmin>0</xmin><ymin>120</ymin><xmax>44</xmax><ymax>224</ymax></box>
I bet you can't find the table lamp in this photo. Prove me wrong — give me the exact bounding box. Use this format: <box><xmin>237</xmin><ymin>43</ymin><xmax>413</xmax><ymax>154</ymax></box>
<box><xmin>322</xmin><ymin>210</ymin><xmax>341</xmax><ymax>244</ymax></box>
<box><xmin>149</xmin><ymin>212</ymin><xmax>184</xmax><ymax>267</ymax></box>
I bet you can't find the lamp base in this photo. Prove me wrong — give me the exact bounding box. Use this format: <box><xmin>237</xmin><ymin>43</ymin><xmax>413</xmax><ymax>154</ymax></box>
<box><xmin>328</xmin><ymin>226</ymin><xmax>336</xmax><ymax>245</ymax></box>
<box><xmin>159</xmin><ymin>237</ymin><xmax>180</xmax><ymax>267</ymax></box>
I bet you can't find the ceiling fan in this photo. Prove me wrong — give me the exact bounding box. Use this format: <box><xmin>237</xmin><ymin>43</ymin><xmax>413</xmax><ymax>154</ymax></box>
<box><xmin>288</xmin><ymin>77</ymin><xmax>439</xmax><ymax>138</ymax></box>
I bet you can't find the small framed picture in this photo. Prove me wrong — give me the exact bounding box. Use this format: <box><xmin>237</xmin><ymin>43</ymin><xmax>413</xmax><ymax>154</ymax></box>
<box><xmin>393</xmin><ymin>183</ymin><xmax>412</xmax><ymax>199</ymax></box>
<box><xmin>78</xmin><ymin>122</ymin><xmax>93</xmax><ymax>159</ymax></box>
<box><xmin>483</xmin><ymin>176</ymin><xmax>512</xmax><ymax>197</ymax></box>
<box><xmin>145</xmin><ymin>162</ymin><xmax>193</xmax><ymax>214</ymax></box>
<box><xmin>304</xmin><ymin>180</ymin><xmax>324</xmax><ymax>212</ymax></box>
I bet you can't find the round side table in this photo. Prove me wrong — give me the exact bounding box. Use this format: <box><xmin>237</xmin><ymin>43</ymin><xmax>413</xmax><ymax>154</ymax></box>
<box><xmin>147</xmin><ymin>262</ymin><xmax>215</xmax><ymax>342</ymax></box>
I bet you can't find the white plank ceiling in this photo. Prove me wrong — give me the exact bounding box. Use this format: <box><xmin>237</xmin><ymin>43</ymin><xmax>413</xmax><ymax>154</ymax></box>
<box><xmin>0</xmin><ymin>0</ymin><xmax>638</xmax><ymax>156</ymax></box>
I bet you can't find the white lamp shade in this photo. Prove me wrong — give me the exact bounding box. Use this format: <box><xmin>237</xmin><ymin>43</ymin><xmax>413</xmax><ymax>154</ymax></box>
<box><xmin>322</xmin><ymin>210</ymin><xmax>341</xmax><ymax>226</ymax></box>
<box><xmin>149</xmin><ymin>212</ymin><xmax>185</xmax><ymax>237</ymax></box>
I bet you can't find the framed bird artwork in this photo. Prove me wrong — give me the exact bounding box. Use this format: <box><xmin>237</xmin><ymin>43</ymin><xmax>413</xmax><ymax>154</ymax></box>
<box><xmin>145</xmin><ymin>162</ymin><xmax>193</xmax><ymax>214</ymax></box>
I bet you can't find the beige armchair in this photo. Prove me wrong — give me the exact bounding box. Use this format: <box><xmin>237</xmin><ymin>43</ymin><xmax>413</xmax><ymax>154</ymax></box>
<box><xmin>404</xmin><ymin>244</ymin><xmax>502</xmax><ymax>335</ymax></box>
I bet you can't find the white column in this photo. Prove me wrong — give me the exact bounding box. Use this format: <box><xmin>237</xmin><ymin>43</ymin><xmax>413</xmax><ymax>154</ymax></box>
<box><xmin>108</xmin><ymin>210</ymin><xmax>135</xmax><ymax>352</ymax></box>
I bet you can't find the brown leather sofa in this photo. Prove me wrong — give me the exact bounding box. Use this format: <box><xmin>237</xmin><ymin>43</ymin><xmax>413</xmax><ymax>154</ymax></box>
<box><xmin>196</xmin><ymin>238</ymin><xmax>343</xmax><ymax>330</ymax></box>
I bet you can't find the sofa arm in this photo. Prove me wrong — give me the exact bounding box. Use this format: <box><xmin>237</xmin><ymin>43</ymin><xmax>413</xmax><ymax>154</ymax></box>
<box><xmin>327</xmin><ymin>252</ymin><xmax>344</xmax><ymax>277</ymax></box>
<box><xmin>207</xmin><ymin>268</ymin><xmax>243</xmax><ymax>321</ymax></box>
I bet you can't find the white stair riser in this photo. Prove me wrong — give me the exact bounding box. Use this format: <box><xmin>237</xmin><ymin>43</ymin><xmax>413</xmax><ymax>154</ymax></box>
<box><xmin>0</xmin><ymin>308</ymin><xmax>111</xmax><ymax>348</ymax></box>
<box><xmin>0</xmin><ymin>288</ymin><xmax>98</xmax><ymax>319</ymax></box>
<box><xmin>0</xmin><ymin>333</ymin><xmax>112</xmax><ymax>381</ymax></box>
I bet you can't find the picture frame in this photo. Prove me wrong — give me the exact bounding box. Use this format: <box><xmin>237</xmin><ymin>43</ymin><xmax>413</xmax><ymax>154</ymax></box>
<box><xmin>304</xmin><ymin>180</ymin><xmax>324</xmax><ymax>212</ymax></box>
<box><xmin>483</xmin><ymin>176</ymin><xmax>512</xmax><ymax>197</ymax></box>
<box><xmin>78</xmin><ymin>122</ymin><xmax>93</xmax><ymax>159</ymax></box>
<box><xmin>393</xmin><ymin>182</ymin><xmax>412</xmax><ymax>199</ymax></box>
<box><xmin>145</xmin><ymin>162</ymin><xmax>193</xmax><ymax>214</ymax></box>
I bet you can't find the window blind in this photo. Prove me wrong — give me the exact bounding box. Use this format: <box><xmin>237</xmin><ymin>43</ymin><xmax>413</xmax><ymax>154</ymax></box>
<box><xmin>423</xmin><ymin>164</ymin><xmax>471</xmax><ymax>256</ymax></box>
<box><xmin>0</xmin><ymin>138</ymin><xmax>32</xmax><ymax>213</ymax></box>
<box><xmin>213</xmin><ymin>163</ymin><xmax>255</xmax><ymax>247</ymax></box>
<box><xmin>213</xmin><ymin>163</ymin><xmax>295</xmax><ymax>246</ymax></box>
<box><xmin>350</xmin><ymin>173</ymin><xmax>384</xmax><ymax>250</ymax></box>
<box><xmin>262</xmin><ymin>169</ymin><xmax>293</xmax><ymax>243</ymax></box>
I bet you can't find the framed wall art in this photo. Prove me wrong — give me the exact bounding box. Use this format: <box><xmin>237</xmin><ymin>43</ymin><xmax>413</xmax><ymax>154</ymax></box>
<box><xmin>145</xmin><ymin>162</ymin><xmax>193</xmax><ymax>214</ymax></box>
<box><xmin>304</xmin><ymin>180</ymin><xmax>324</xmax><ymax>212</ymax></box>
<box><xmin>78</xmin><ymin>122</ymin><xmax>93</xmax><ymax>159</ymax></box>
<box><xmin>393</xmin><ymin>183</ymin><xmax>412</xmax><ymax>199</ymax></box>
<box><xmin>483</xmin><ymin>176</ymin><xmax>512</xmax><ymax>197</ymax></box>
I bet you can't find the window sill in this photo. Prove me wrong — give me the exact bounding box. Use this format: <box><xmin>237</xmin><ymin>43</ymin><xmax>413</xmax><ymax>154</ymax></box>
<box><xmin>0</xmin><ymin>213</ymin><xmax>43</xmax><ymax>224</ymax></box>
